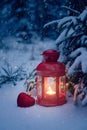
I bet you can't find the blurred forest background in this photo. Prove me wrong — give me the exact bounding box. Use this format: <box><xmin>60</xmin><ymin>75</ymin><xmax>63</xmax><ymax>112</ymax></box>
<box><xmin>0</xmin><ymin>0</ymin><xmax>87</xmax><ymax>46</ymax></box>
<box><xmin>0</xmin><ymin>0</ymin><xmax>66</xmax><ymax>46</ymax></box>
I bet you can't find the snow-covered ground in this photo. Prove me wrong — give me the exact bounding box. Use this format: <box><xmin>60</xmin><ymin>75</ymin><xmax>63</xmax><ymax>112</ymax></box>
<box><xmin>0</xmin><ymin>83</ymin><xmax>87</xmax><ymax>130</ymax></box>
<box><xmin>0</xmin><ymin>39</ymin><xmax>87</xmax><ymax>130</ymax></box>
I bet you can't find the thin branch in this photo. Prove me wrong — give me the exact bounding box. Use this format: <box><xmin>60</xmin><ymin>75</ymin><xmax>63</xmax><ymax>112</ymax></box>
<box><xmin>62</xmin><ymin>6</ymin><xmax>80</xmax><ymax>15</ymax></box>
<box><xmin>43</xmin><ymin>20</ymin><xmax>60</xmax><ymax>28</ymax></box>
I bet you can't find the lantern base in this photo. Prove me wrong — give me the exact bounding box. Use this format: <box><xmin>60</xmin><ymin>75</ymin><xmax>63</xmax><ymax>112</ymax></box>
<box><xmin>36</xmin><ymin>97</ymin><xmax>67</xmax><ymax>107</ymax></box>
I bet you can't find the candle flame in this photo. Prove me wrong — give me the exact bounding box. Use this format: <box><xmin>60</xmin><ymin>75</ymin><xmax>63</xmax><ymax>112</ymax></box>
<box><xmin>46</xmin><ymin>86</ymin><xmax>56</xmax><ymax>95</ymax></box>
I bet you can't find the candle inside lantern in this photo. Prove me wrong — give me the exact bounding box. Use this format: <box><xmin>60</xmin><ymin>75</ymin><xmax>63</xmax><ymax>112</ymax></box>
<box><xmin>44</xmin><ymin>77</ymin><xmax>56</xmax><ymax>96</ymax></box>
<box><xmin>46</xmin><ymin>86</ymin><xmax>56</xmax><ymax>95</ymax></box>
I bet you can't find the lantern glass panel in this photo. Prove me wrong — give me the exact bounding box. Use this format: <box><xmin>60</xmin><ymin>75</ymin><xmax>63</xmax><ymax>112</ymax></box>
<box><xmin>59</xmin><ymin>76</ymin><xmax>66</xmax><ymax>97</ymax></box>
<box><xmin>37</xmin><ymin>75</ymin><xmax>42</xmax><ymax>98</ymax></box>
<box><xmin>44</xmin><ymin>77</ymin><xmax>57</xmax><ymax>98</ymax></box>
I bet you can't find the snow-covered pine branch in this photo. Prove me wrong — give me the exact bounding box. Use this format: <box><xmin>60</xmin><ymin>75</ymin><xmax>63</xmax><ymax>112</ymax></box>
<box><xmin>43</xmin><ymin>20</ymin><xmax>60</xmax><ymax>28</ymax></box>
<box><xmin>55</xmin><ymin>30</ymin><xmax>83</xmax><ymax>45</ymax></box>
<box><xmin>70</xmin><ymin>47</ymin><xmax>87</xmax><ymax>58</ymax></box>
<box><xmin>79</xmin><ymin>8</ymin><xmax>87</xmax><ymax>21</ymax></box>
<box><xmin>44</xmin><ymin>16</ymin><xmax>78</xmax><ymax>29</ymax></box>
<box><xmin>80</xmin><ymin>35</ymin><xmax>87</xmax><ymax>45</ymax></box>
<box><xmin>68</xmin><ymin>48</ymin><xmax>87</xmax><ymax>75</ymax></box>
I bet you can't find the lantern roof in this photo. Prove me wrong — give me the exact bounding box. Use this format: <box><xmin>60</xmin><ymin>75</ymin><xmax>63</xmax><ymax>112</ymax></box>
<box><xmin>42</xmin><ymin>49</ymin><xmax>59</xmax><ymax>56</ymax></box>
<box><xmin>42</xmin><ymin>49</ymin><xmax>60</xmax><ymax>62</ymax></box>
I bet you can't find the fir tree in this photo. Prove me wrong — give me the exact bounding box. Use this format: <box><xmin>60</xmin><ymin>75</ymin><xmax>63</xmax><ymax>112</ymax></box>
<box><xmin>44</xmin><ymin>6</ymin><xmax>87</xmax><ymax>84</ymax></box>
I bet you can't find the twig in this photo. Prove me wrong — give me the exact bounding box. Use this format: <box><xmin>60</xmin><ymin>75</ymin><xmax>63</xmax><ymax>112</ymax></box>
<box><xmin>43</xmin><ymin>20</ymin><xmax>60</xmax><ymax>28</ymax></box>
<box><xmin>62</xmin><ymin>6</ymin><xmax>80</xmax><ymax>15</ymax></box>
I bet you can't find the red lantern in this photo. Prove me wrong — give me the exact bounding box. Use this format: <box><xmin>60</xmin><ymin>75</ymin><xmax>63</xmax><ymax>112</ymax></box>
<box><xmin>36</xmin><ymin>49</ymin><xmax>66</xmax><ymax>106</ymax></box>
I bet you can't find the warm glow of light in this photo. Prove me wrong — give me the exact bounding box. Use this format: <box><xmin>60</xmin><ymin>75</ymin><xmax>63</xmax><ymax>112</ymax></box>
<box><xmin>65</xmin><ymin>83</ymin><xmax>69</xmax><ymax>89</ymax></box>
<box><xmin>46</xmin><ymin>86</ymin><xmax>56</xmax><ymax>95</ymax></box>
